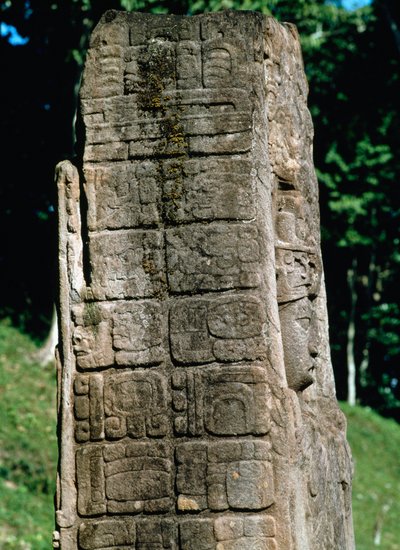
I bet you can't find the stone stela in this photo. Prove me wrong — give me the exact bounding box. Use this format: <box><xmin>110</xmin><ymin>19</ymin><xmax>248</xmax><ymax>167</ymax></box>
<box><xmin>55</xmin><ymin>11</ymin><xmax>355</xmax><ymax>550</ymax></box>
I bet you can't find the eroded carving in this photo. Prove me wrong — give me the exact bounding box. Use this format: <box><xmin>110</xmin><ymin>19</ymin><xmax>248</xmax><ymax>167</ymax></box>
<box><xmin>275</xmin><ymin>191</ymin><xmax>322</xmax><ymax>392</ymax></box>
<box><xmin>166</xmin><ymin>225</ymin><xmax>260</xmax><ymax>293</ymax></box>
<box><xmin>169</xmin><ymin>295</ymin><xmax>267</xmax><ymax>364</ymax></box>
<box><xmin>72</xmin><ymin>301</ymin><xmax>164</xmax><ymax>370</ymax></box>
<box><xmin>171</xmin><ymin>364</ymin><xmax>271</xmax><ymax>436</ymax></box>
<box><xmin>162</xmin><ymin>157</ymin><xmax>255</xmax><ymax>224</ymax></box>
<box><xmin>176</xmin><ymin>441</ymin><xmax>274</xmax><ymax>512</ymax></box>
<box><xmin>77</xmin><ymin>442</ymin><xmax>173</xmax><ymax>516</ymax></box>
<box><xmin>77</xmin><ymin>516</ymin><xmax>277</xmax><ymax>550</ymax></box>
<box><xmin>84</xmin><ymin>161</ymin><xmax>161</xmax><ymax>231</ymax></box>
<box><xmin>74</xmin><ymin>370</ymin><xmax>168</xmax><ymax>442</ymax></box>
<box><xmin>72</xmin><ymin>303</ymin><xmax>114</xmax><ymax>370</ymax></box>
<box><xmin>89</xmin><ymin>230</ymin><xmax>164</xmax><ymax>300</ymax></box>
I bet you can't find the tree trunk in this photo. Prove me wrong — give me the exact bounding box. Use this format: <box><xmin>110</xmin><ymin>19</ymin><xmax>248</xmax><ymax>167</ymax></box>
<box><xmin>378</xmin><ymin>0</ymin><xmax>400</xmax><ymax>57</ymax></box>
<box><xmin>35</xmin><ymin>305</ymin><xmax>58</xmax><ymax>366</ymax></box>
<box><xmin>347</xmin><ymin>257</ymin><xmax>357</xmax><ymax>406</ymax></box>
<box><xmin>359</xmin><ymin>345</ymin><xmax>370</xmax><ymax>388</ymax></box>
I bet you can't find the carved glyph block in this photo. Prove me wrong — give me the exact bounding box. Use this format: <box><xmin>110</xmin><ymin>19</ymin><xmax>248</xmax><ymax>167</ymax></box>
<box><xmin>74</xmin><ymin>369</ymin><xmax>168</xmax><ymax>442</ymax></box>
<box><xmin>166</xmin><ymin>225</ymin><xmax>261</xmax><ymax>293</ymax></box>
<box><xmin>169</xmin><ymin>294</ymin><xmax>267</xmax><ymax>364</ymax></box>
<box><xmin>89</xmin><ymin>230</ymin><xmax>164</xmax><ymax>300</ymax></box>
<box><xmin>77</xmin><ymin>516</ymin><xmax>277</xmax><ymax>550</ymax></box>
<box><xmin>176</xmin><ymin>441</ymin><xmax>274</xmax><ymax>512</ymax></box>
<box><xmin>172</xmin><ymin>364</ymin><xmax>271</xmax><ymax>436</ymax></box>
<box><xmin>161</xmin><ymin>157</ymin><xmax>255</xmax><ymax>224</ymax></box>
<box><xmin>76</xmin><ymin>442</ymin><xmax>173</xmax><ymax>516</ymax></box>
<box><xmin>72</xmin><ymin>301</ymin><xmax>164</xmax><ymax>370</ymax></box>
<box><xmin>84</xmin><ymin>161</ymin><xmax>161</xmax><ymax>231</ymax></box>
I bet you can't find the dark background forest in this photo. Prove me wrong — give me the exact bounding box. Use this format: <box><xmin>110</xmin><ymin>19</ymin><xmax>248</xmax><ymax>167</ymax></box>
<box><xmin>0</xmin><ymin>0</ymin><xmax>399</xmax><ymax>419</ymax></box>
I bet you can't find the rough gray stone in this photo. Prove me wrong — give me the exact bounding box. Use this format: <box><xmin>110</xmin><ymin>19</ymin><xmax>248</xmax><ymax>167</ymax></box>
<box><xmin>55</xmin><ymin>10</ymin><xmax>354</xmax><ymax>549</ymax></box>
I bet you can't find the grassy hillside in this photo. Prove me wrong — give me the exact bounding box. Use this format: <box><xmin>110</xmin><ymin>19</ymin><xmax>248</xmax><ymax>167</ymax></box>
<box><xmin>342</xmin><ymin>402</ymin><xmax>400</xmax><ymax>550</ymax></box>
<box><xmin>0</xmin><ymin>321</ymin><xmax>399</xmax><ymax>548</ymax></box>
<box><xmin>0</xmin><ymin>321</ymin><xmax>57</xmax><ymax>549</ymax></box>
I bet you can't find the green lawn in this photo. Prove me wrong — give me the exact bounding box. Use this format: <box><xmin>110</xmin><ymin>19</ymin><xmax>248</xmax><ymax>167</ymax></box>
<box><xmin>342</xmin><ymin>402</ymin><xmax>400</xmax><ymax>550</ymax></box>
<box><xmin>0</xmin><ymin>321</ymin><xmax>57</xmax><ymax>549</ymax></box>
<box><xmin>0</xmin><ymin>321</ymin><xmax>399</xmax><ymax>549</ymax></box>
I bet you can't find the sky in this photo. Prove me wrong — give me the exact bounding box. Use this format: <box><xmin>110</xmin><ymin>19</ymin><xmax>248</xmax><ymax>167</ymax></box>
<box><xmin>341</xmin><ymin>0</ymin><xmax>371</xmax><ymax>8</ymax></box>
<box><xmin>0</xmin><ymin>21</ymin><xmax>29</xmax><ymax>45</ymax></box>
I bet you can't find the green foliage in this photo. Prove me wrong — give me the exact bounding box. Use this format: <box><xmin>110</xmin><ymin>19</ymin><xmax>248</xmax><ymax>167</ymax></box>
<box><xmin>361</xmin><ymin>303</ymin><xmax>400</xmax><ymax>412</ymax></box>
<box><xmin>189</xmin><ymin>0</ymin><xmax>274</xmax><ymax>14</ymax></box>
<box><xmin>0</xmin><ymin>321</ymin><xmax>57</xmax><ymax>549</ymax></box>
<box><xmin>120</xmin><ymin>0</ymin><xmax>170</xmax><ymax>13</ymax></box>
<box><xmin>319</xmin><ymin>134</ymin><xmax>395</xmax><ymax>248</ymax></box>
<box><xmin>365</xmin><ymin>303</ymin><xmax>400</xmax><ymax>357</ymax></box>
<box><xmin>299</xmin><ymin>1</ymin><xmax>399</xmax><ymax>411</ymax></box>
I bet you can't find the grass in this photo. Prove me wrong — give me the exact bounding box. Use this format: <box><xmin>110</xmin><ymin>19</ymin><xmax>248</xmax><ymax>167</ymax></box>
<box><xmin>0</xmin><ymin>320</ymin><xmax>57</xmax><ymax>549</ymax></box>
<box><xmin>0</xmin><ymin>320</ymin><xmax>399</xmax><ymax>549</ymax></box>
<box><xmin>341</xmin><ymin>402</ymin><xmax>400</xmax><ymax>550</ymax></box>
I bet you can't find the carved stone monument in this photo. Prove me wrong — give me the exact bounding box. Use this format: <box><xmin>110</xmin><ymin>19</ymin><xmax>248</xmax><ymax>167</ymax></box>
<box><xmin>55</xmin><ymin>10</ymin><xmax>355</xmax><ymax>549</ymax></box>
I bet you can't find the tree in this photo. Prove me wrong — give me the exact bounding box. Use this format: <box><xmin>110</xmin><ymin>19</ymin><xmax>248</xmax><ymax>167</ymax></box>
<box><xmin>308</xmin><ymin>1</ymin><xmax>400</xmax><ymax>415</ymax></box>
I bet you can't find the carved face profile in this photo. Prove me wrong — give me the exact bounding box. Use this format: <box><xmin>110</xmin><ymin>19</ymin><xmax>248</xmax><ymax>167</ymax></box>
<box><xmin>278</xmin><ymin>296</ymin><xmax>319</xmax><ymax>392</ymax></box>
<box><xmin>72</xmin><ymin>320</ymin><xmax>114</xmax><ymax>369</ymax></box>
<box><xmin>73</xmin><ymin>325</ymin><xmax>95</xmax><ymax>358</ymax></box>
<box><xmin>275</xmin><ymin>189</ymin><xmax>321</xmax><ymax>391</ymax></box>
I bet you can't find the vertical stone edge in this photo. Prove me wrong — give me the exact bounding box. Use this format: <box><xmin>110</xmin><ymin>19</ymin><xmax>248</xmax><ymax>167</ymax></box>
<box><xmin>264</xmin><ymin>17</ymin><xmax>355</xmax><ymax>550</ymax></box>
<box><xmin>55</xmin><ymin>160</ymin><xmax>85</xmax><ymax>548</ymax></box>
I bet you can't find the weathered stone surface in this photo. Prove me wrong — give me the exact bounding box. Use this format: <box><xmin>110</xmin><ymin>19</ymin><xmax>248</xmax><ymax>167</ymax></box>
<box><xmin>171</xmin><ymin>364</ymin><xmax>271</xmax><ymax>436</ymax></box>
<box><xmin>55</xmin><ymin>10</ymin><xmax>354</xmax><ymax>549</ymax></box>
